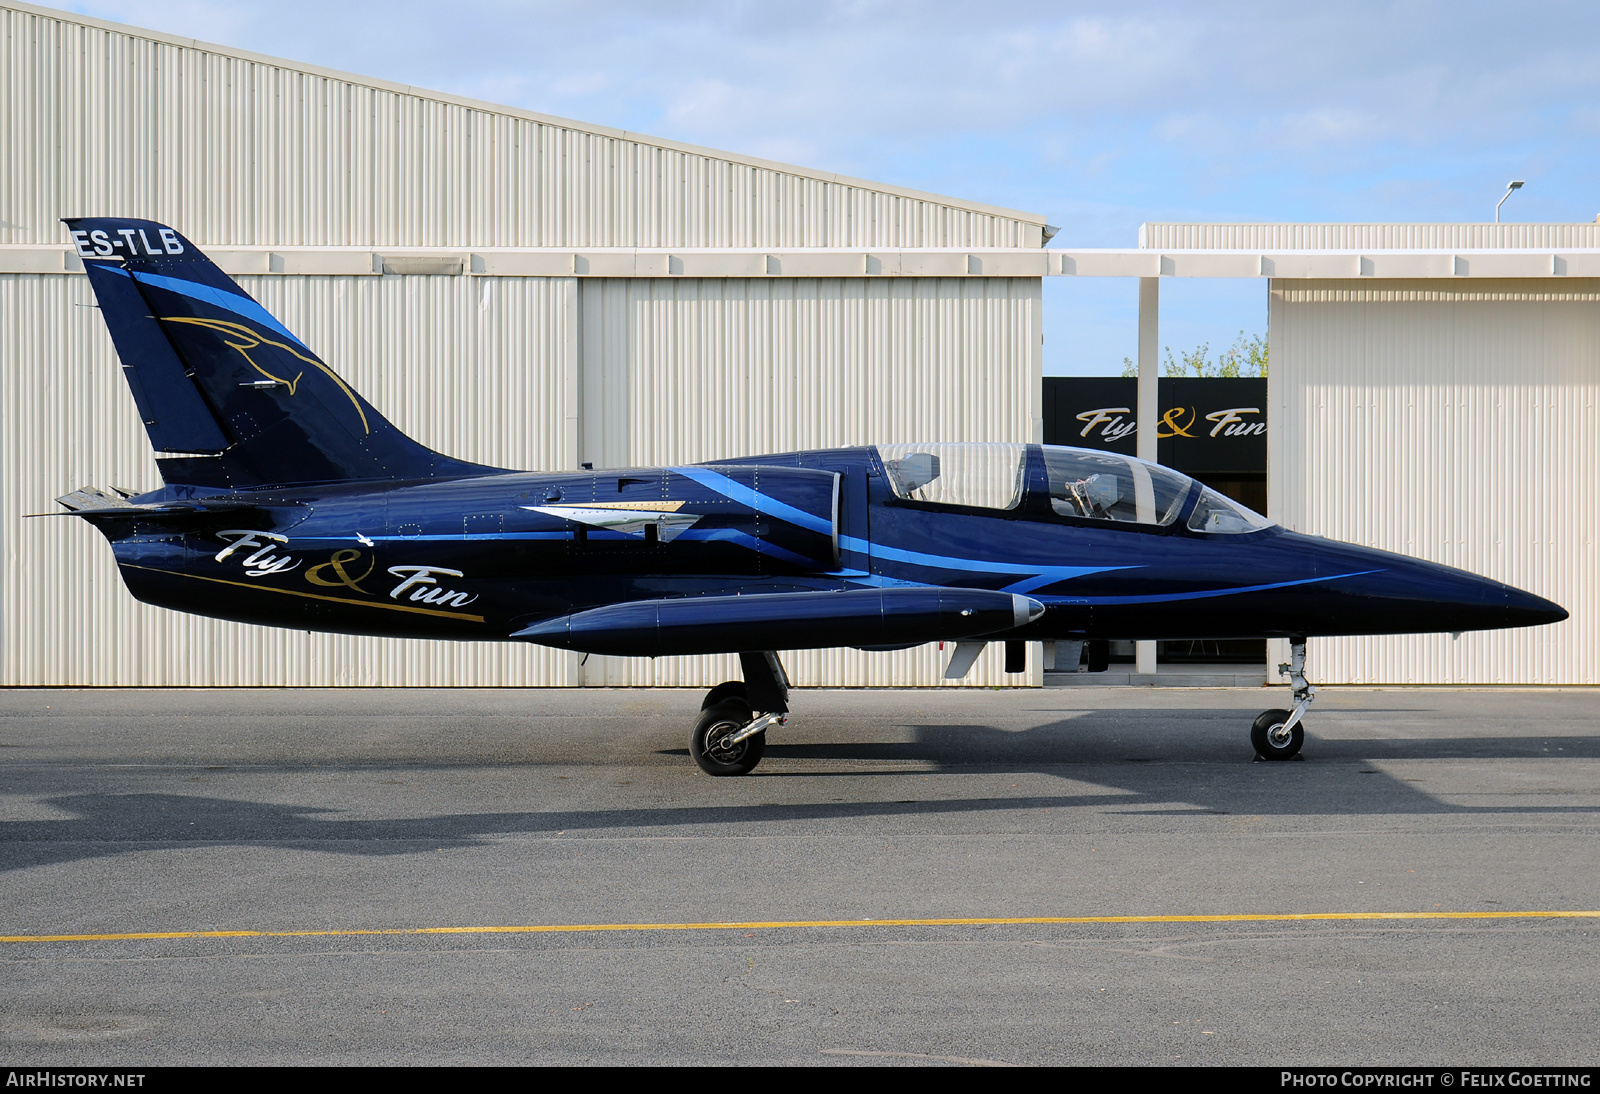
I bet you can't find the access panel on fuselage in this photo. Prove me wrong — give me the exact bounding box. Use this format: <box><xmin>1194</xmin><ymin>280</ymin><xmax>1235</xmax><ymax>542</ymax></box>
<box><xmin>540</xmin><ymin>465</ymin><xmax>837</xmax><ymax>577</ymax></box>
<box><xmin>550</xmin><ymin>469</ymin><xmax>758</xmax><ymax>576</ymax></box>
<box><xmin>694</xmin><ymin>465</ymin><xmax>839</xmax><ymax>574</ymax></box>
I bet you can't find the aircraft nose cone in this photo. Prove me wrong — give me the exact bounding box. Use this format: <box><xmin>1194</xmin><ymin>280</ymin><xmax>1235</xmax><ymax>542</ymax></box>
<box><xmin>1504</xmin><ymin>586</ymin><xmax>1568</xmax><ymax>629</ymax></box>
<box><xmin>1398</xmin><ymin>563</ymin><xmax>1567</xmax><ymax>633</ymax></box>
<box><xmin>1276</xmin><ymin>533</ymin><xmax>1569</xmax><ymax>637</ymax></box>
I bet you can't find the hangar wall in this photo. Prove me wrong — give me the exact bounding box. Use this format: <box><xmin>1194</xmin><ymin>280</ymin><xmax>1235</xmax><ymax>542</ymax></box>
<box><xmin>0</xmin><ymin>2</ymin><xmax>1048</xmax><ymax>688</ymax></box>
<box><xmin>1</xmin><ymin>272</ymin><xmax>1040</xmax><ymax>687</ymax></box>
<box><xmin>0</xmin><ymin>2</ymin><xmax>1039</xmax><ymax>250</ymax></box>
<box><xmin>1269</xmin><ymin>279</ymin><xmax>1599</xmax><ymax>684</ymax></box>
<box><xmin>572</xmin><ymin>276</ymin><xmax>1041</xmax><ymax>689</ymax></box>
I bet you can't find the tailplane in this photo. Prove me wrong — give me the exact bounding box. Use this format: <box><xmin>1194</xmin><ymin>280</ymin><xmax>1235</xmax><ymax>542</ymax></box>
<box><xmin>66</xmin><ymin>217</ymin><xmax>501</xmax><ymax>490</ymax></box>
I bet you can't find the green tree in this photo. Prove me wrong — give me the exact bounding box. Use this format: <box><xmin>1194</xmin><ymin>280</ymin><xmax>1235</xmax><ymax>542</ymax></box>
<box><xmin>1217</xmin><ymin>330</ymin><xmax>1268</xmax><ymax>377</ymax></box>
<box><xmin>1164</xmin><ymin>341</ymin><xmax>1212</xmax><ymax>377</ymax></box>
<box><xmin>1120</xmin><ymin>331</ymin><xmax>1267</xmax><ymax>377</ymax></box>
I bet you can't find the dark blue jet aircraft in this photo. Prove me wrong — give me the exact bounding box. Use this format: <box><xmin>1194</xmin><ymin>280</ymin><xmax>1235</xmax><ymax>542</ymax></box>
<box><xmin>54</xmin><ymin>217</ymin><xmax>1566</xmax><ymax>775</ymax></box>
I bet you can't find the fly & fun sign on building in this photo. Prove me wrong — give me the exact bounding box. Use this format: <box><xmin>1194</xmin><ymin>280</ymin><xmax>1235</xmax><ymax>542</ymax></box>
<box><xmin>1042</xmin><ymin>378</ymin><xmax>1268</xmax><ymax>510</ymax></box>
<box><xmin>1044</xmin><ymin>376</ymin><xmax>1271</xmax><ymax>666</ymax></box>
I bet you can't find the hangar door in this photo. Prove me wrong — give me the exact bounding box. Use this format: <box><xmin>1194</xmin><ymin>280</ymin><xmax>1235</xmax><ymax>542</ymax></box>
<box><xmin>569</xmin><ymin>274</ymin><xmax>1044</xmax><ymax>689</ymax></box>
<box><xmin>1268</xmin><ymin>278</ymin><xmax>1598</xmax><ymax>685</ymax></box>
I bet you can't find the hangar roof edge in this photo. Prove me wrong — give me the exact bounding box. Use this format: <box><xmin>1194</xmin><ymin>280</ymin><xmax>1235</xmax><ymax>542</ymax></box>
<box><xmin>1140</xmin><ymin>222</ymin><xmax>1600</xmax><ymax>250</ymax></box>
<box><xmin>3</xmin><ymin>0</ymin><xmax>1049</xmax><ymax>229</ymax></box>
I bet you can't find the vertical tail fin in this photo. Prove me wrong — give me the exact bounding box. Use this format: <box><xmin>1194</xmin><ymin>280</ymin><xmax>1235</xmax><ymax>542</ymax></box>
<box><xmin>66</xmin><ymin>217</ymin><xmax>501</xmax><ymax>490</ymax></box>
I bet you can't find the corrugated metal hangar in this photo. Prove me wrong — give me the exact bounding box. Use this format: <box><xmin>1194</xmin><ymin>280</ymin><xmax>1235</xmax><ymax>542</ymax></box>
<box><xmin>0</xmin><ymin>1</ymin><xmax>1047</xmax><ymax>690</ymax></box>
<box><xmin>1109</xmin><ymin>223</ymin><xmax>1597</xmax><ymax>687</ymax></box>
<box><xmin>1</xmin><ymin>2</ymin><xmax>1594</xmax><ymax>687</ymax></box>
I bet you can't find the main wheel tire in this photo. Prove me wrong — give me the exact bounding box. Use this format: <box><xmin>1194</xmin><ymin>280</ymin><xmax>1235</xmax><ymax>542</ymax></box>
<box><xmin>690</xmin><ymin>699</ymin><xmax>765</xmax><ymax>776</ymax></box>
<box><xmin>701</xmin><ymin>680</ymin><xmax>748</xmax><ymax>711</ymax></box>
<box><xmin>1251</xmin><ymin>709</ymin><xmax>1304</xmax><ymax>760</ymax></box>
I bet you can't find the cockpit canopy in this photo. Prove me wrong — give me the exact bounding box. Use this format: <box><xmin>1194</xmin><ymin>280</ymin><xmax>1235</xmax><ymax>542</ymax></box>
<box><xmin>876</xmin><ymin>442</ymin><xmax>1274</xmax><ymax>535</ymax></box>
<box><xmin>879</xmin><ymin>443</ymin><xmax>1028</xmax><ymax>510</ymax></box>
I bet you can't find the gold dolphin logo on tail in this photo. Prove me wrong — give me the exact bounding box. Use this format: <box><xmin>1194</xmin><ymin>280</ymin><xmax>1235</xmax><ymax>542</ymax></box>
<box><xmin>162</xmin><ymin>316</ymin><xmax>371</xmax><ymax>434</ymax></box>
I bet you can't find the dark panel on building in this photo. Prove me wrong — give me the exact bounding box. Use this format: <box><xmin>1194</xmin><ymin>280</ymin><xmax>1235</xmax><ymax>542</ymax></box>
<box><xmin>1044</xmin><ymin>377</ymin><xmax>1138</xmax><ymax>454</ymax></box>
<box><xmin>1043</xmin><ymin>377</ymin><xmax>1266</xmax><ymax>477</ymax></box>
<box><xmin>1157</xmin><ymin>378</ymin><xmax>1267</xmax><ymax>477</ymax></box>
<box><xmin>1044</xmin><ymin>377</ymin><xmax>1269</xmax><ymax>667</ymax></box>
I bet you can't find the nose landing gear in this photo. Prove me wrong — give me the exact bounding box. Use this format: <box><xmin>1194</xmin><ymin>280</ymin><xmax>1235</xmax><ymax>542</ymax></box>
<box><xmin>690</xmin><ymin>651</ymin><xmax>788</xmax><ymax>776</ymax></box>
<box><xmin>1253</xmin><ymin>636</ymin><xmax>1314</xmax><ymax>761</ymax></box>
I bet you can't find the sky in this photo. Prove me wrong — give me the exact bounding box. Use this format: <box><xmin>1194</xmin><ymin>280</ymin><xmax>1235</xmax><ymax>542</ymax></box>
<box><xmin>65</xmin><ymin>0</ymin><xmax>1600</xmax><ymax>374</ymax></box>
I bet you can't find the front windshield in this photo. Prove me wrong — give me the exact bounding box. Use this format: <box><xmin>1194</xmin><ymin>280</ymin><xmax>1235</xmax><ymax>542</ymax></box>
<box><xmin>1042</xmin><ymin>446</ymin><xmax>1191</xmax><ymax>526</ymax></box>
<box><xmin>1186</xmin><ymin>487</ymin><xmax>1274</xmax><ymax>534</ymax></box>
<box><xmin>878</xmin><ymin>443</ymin><xmax>1025</xmax><ymax>510</ymax></box>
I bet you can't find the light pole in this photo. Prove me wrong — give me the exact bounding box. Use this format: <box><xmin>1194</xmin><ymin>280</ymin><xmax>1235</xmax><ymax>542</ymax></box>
<box><xmin>1495</xmin><ymin>180</ymin><xmax>1525</xmax><ymax>223</ymax></box>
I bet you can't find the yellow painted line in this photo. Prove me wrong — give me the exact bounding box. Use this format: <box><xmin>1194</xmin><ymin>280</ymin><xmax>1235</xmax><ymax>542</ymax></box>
<box><xmin>575</xmin><ymin>501</ymin><xmax>687</xmax><ymax>512</ymax></box>
<box><xmin>5</xmin><ymin>910</ymin><xmax>1599</xmax><ymax>944</ymax></box>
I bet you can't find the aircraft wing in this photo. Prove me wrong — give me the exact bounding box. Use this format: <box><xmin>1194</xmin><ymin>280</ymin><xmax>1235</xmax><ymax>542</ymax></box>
<box><xmin>514</xmin><ymin>586</ymin><xmax>1044</xmax><ymax>657</ymax></box>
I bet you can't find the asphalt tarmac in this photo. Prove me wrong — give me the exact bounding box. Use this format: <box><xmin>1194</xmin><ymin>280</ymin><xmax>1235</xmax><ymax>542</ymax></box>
<box><xmin>1</xmin><ymin>685</ymin><xmax>1596</xmax><ymax>1066</ymax></box>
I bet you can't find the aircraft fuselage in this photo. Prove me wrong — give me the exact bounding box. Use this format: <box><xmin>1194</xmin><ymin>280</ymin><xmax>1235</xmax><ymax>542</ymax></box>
<box><xmin>98</xmin><ymin>445</ymin><xmax>1561</xmax><ymax>650</ymax></box>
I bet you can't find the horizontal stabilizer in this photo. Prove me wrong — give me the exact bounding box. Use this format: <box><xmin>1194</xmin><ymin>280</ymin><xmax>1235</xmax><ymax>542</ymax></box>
<box><xmin>54</xmin><ymin>486</ymin><xmax>140</xmax><ymax>511</ymax></box>
<box><xmin>514</xmin><ymin>586</ymin><xmax>1044</xmax><ymax>656</ymax></box>
<box><xmin>50</xmin><ymin>486</ymin><xmax>271</xmax><ymax>520</ymax></box>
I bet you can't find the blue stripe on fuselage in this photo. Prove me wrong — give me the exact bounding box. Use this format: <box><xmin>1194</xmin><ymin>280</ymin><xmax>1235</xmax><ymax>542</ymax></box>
<box><xmin>671</xmin><ymin>526</ymin><xmax>820</xmax><ymax>568</ymax></box>
<box><xmin>676</xmin><ymin>464</ymin><xmax>1135</xmax><ymax>588</ymax></box>
<box><xmin>1036</xmin><ymin>570</ymin><xmax>1383</xmax><ymax>606</ymax></box>
<box><xmin>672</xmin><ymin>466</ymin><xmax>834</xmax><ymax>534</ymax></box>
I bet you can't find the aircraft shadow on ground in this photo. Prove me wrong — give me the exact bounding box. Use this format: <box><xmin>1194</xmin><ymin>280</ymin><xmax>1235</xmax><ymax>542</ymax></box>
<box><xmin>0</xmin><ymin>789</ymin><xmax>1150</xmax><ymax>874</ymax></box>
<box><xmin>762</xmin><ymin>710</ymin><xmax>1600</xmax><ymax>766</ymax></box>
<box><xmin>2</xmin><ymin>706</ymin><xmax>1596</xmax><ymax>873</ymax></box>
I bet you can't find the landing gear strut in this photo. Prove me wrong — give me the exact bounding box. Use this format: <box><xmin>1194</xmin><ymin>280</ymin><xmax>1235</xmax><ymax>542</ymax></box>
<box><xmin>691</xmin><ymin>651</ymin><xmax>788</xmax><ymax>776</ymax></box>
<box><xmin>1252</xmin><ymin>637</ymin><xmax>1313</xmax><ymax>761</ymax></box>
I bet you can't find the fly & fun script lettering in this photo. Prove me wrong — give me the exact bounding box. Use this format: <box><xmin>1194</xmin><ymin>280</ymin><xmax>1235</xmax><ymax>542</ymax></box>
<box><xmin>1075</xmin><ymin>405</ymin><xmax>1266</xmax><ymax>441</ymax></box>
<box><xmin>212</xmin><ymin>531</ymin><xmax>477</xmax><ymax>610</ymax></box>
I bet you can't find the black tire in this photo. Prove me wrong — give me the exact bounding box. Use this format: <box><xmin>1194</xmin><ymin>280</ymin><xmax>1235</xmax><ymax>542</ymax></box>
<box><xmin>1251</xmin><ymin>709</ymin><xmax>1304</xmax><ymax>760</ymax></box>
<box><xmin>701</xmin><ymin>680</ymin><xmax>748</xmax><ymax>711</ymax></box>
<box><xmin>690</xmin><ymin>700</ymin><xmax>765</xmax><ymax>776</ymax></box>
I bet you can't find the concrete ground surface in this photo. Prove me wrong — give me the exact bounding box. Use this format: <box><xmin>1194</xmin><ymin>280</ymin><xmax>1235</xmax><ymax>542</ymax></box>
<box><xmin>0</xmin><ymin>685</ymin><xmax>1596</xmax><ymax>1066</ymax></box>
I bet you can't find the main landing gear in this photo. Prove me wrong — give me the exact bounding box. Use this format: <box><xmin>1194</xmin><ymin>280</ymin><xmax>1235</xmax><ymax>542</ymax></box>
<box><xmin>1252</xmin><ymin>636</ymin><xmax>1314</xmax><ymax>761</ymax></box>
<box><xmin>691</xmin><ymin>651</ymin><xmax>789</xmax><ymax>776</ymax></box>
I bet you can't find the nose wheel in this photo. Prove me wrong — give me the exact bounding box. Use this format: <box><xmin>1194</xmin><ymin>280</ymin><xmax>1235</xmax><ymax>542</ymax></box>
<box><xmin>1254</xmin><ymin>637</ymin><xmax>1313</xmax><ymax>762</ymax></box>
<box><xmin>1251</xmin><ymin>709</ymin><xmax>1304</xmax><ymax>760</ymax></box>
